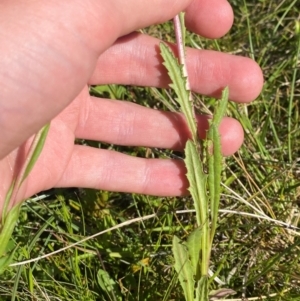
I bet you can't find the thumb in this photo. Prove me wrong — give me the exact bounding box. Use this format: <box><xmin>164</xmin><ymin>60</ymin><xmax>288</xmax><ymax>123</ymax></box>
<box><xmin>0</xmin><ymin>0</ymin><xmax>192</xmax><ymax>158</ymax></box>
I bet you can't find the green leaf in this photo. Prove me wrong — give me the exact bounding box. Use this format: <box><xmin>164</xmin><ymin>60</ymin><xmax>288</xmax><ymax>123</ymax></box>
<box><xmin>160</xmin><ymin>43</ymin><xmax>198</xmax><ymax>141</ymax></box>
<box><xmin>0</xmin><ymin>123</ymin><xmax>50</xmax><ymax>274</ymax></box>
<box><xmin>211</xmin><ymin>87</ymin><xmax>229</xmax><ymax>126</ymax></box>
<box><xmin>0</xmin><ymin>203</ymin><xmax>21</xmax><ymax>258</ymax></box>
<box><xmin>185</xmin><ymin>227</ymin><xmax>202</xmax><ymax>281</ymax></box>
<box><xmin>207</xmin><ymin>89</ymin><xmax>228</xmax><ymax>241</ymax></box>
<box><xmin>97</xmin><ymin>268</ymin><xmax>122</xmax><ymax>300</ymax></box>
<box><xmin>207</xmin><ymin>124</ymin><xmax>221</xmax><ymax>228</ymax></box>
<box><xmin>97</xmin><ymin>269</ymin><xmax>115</xmax><ymax>291</ymax></box>
<box><xmin>20</xmin><ymin>123</ymin><xmax>50</xmax><ymax>186</ymax></box>
<box><xmin>184</xmin><ymin>140</ymin><xmax>207</xmax><ymax>227</ymax></box>
<box><xmin>2</xmin><ymin>181</ymin><xmax>15</xmax><ymax>223</ymax></box>
<box><xmin>173</xmin><ymin>235</ymin><xmax>195</xmax><ymax>301</ymax></box>
<box><xmin>184</xmin><ymin>140</ymin><xmax>211</xmax><ymax>275</ymax></box>
<box><xmin>196</xmin><ymin>276</ymin><xmax>209</xmax><ymax>301</ymax></box>
<box><xmin>0</xmin><ymin>246</ymin><xmax>18</xmax><ymax>275</ymax></box>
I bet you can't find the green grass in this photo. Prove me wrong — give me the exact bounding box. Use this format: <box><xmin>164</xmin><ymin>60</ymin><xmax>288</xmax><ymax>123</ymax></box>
<box><xmin>1</xmin><ymin>1</ymin><xmax>300</xmax><ymax>300</ymax></box>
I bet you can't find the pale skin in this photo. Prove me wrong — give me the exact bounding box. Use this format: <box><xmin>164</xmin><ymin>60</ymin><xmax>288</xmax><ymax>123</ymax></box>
<box><xmin>0</xmin><ymin>0</ymin><xmax>264</xmax><ymax>214</ymax></box>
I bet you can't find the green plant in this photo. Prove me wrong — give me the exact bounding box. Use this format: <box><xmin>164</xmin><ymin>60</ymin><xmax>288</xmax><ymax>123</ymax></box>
<box><xmin>0</xmin><ymin>124</ymin><xmax>50</xmax><ymax>274</ymax></box>
<box><xmin>159</xmin><ymin>13</ymin><xmax>235</xmax><ymax>300</ymax></box>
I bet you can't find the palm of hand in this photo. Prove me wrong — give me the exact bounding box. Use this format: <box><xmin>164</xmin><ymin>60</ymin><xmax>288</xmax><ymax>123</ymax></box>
<box><xmin>0</xmin><ymin>0</ymin><xmax>264</xmax><ymax>212</ymax></box>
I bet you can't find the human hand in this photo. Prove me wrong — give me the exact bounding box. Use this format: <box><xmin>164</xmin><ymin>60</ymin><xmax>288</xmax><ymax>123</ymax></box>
<box><xmin>0</xmin><ymin>0</ymin><xmax>263</xmax><ymax>213</ymax></box>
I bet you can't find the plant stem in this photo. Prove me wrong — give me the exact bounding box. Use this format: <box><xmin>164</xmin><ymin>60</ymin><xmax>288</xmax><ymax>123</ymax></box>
<box><xmin>173</xmin><ymin>14</ymin><xmax>199</xmax><ymax>144</ymax></box>
<box><xmin>173</xmin><ymin>14</ymin><xmax>190</xmax><ymax>90</ymax></box>
<box><xmin>173</xmin><ymin>13</ymin><xmax>210</xmax><ymax>279</ymax></box>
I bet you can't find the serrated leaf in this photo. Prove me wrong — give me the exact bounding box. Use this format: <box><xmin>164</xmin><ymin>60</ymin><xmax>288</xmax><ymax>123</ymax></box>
<box><xmin>185</xmin><ymin>227</ymin><xmax>202</xmax><ymax>281</ymax></box>
<box><xmin>173</xmin><ymin>235</ymin><xmax>195</xmax><ymax>301</ymax></box>
<box><xmin>160</xmin><ymin>43</ymin><xmax>198</xmax><ymax>141</ymax></box>
<box><xmin>211</xmin><ymin>87</ymin><xmax>229</xmax><ymax>126</ymax></box>
<box><xmin>20</xmin><ymin>123</ymin><xmax>50</xmax><ymax>185</ymax></box>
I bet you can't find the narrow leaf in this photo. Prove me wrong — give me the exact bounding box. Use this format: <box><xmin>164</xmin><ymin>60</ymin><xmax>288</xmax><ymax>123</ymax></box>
<box><xmin>160</xmin><ymin>43</ymin><xmax>198</xmax><ymax>141</ymax></box>
<box><xmin>207</xmin><ymin>124</ymin><xmax>221</xmax><ymax>230</ymax></box>
<box><xmin>208</xmin><ymin>89</ymin><xmax>228</xmax><ymax>241</ymax></box>
<box><xmin>173</xmin><ymin>235</ymin><xmax>195</xmax><ymax>301</ymax></box>
<box><xmin>20</xmin><ymin>123</ymin><xmax>50</xmax><ymax>186</ymax></box>
<box><xmin>212</xmin><ymin>87</ymin><xmax>229</xmax><ymax>126</ymax></box>
<box><xmin>2</xmin><ymin>181</ymin><xmax>15</xmax><ymax>223</ymax></box>
<box><xmin>184</xmin><ymin>140</ymin><xmax>207</xmax><ymax>226</ymax></box>
<box><xmin>207</xmin><ymin>137</ymin><xmax>215</xmax><ymax>215</ymax></box>
<box><xmin>0</xmin><ymin>203</ymin><xmax>21</xmax><ymax>257</ymax></box>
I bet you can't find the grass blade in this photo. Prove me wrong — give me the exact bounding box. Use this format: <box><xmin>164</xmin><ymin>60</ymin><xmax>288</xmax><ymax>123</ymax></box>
<box><xmin>19</xmin><ymin>123</ymin><xmax>50</xmax><ymax>186</ymax></box>
<box><xmin>2</xmin><ymin>181</ymin><xmax>15</xmax><ymax>223</ymax></box>
<box><xmin>0</xmin><ymin>203</ymin><xmax>21</xmax><ymax>259</ymax></box>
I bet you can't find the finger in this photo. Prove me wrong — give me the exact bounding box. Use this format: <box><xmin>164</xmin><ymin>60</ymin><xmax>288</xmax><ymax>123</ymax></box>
<box><xmin>9</xmin><ymin>118</ymin><xmax>186</xmax><ymax>203</ymax></box>
<box><xmin>74</xmin><ymin>97</ymin><xmax>243</xmax><ymax>156</ymax></box>
<box><xmin>89</xmin><ymin>33</ymin><xmax>264</xmax><ymax>103</ymax></box>
<box><xmin>185</xmin><ymin>0</ymin><xmax>234</xmax><ymax>38</ymax></box>
<box><xmin>57</xmin><ymin>145</ymin><xmax>189</xmax><ymax>197</ymax></box>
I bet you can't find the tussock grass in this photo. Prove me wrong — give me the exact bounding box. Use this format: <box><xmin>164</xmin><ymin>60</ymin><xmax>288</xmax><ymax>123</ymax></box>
<box><xmin>1</xmin><ymin>1</ymin><xmax>300</xmax><ymax>300</ymax></box>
